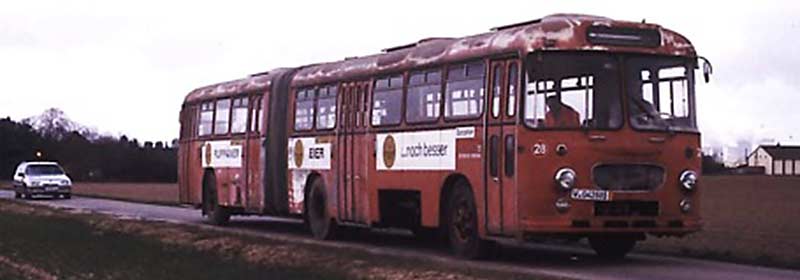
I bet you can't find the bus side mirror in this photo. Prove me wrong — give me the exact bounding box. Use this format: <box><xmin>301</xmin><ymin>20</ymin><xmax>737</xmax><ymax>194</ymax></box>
<box><xmin>699</xmin><ymin>56</ymin><xmax>713</xmax><ymax>83</ymax></box>
<box><xmin>17</xmin><ymin>173</ymin><xmax>25</xmax><ymax>178</ymax></box>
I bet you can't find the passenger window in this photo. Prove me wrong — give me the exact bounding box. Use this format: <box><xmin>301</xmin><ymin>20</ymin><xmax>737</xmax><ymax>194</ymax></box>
<box><xmin>230</xmin><ymin>97</ymin><xmax>249</xmax><ymax>134</ymax></box>
<box><xmin>214</xmin><ymin>99</ymin><xmax>231</xmax><ymax>135</ymax></box>
<box><xmin>406</xmin><ymin>70</ymin><xmax>442</xmax><ymax>123</ymax></box>
<box><xmin>294</xmin><ymin>89</ymin><xmax>315</xmax><ymax>131</ymax></box>
<box><xmin>197</xmin><ymin>102</ymin><xmax>213</xmax><ymax>136</ymax></box>
<box><xmin>316</xmin><ymin>85</ymin><xmax>338</xmax><ymax>130</ymax></box>
<box><xmin>445</xmin><ymin>61</ymin><xmax>485</xmax><ymax>120</ymax></box>
<box><xmin>372</xmin><ymin>75</ymin><xmax>403</xmax><ymax>126</ymax></box>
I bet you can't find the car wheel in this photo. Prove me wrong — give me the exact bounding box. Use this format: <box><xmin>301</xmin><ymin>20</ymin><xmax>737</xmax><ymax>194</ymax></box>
<box><xmin>445</xmin><ymin>179</ymin><xmax>487</xmax><ymax>259</ymax></box>
<box><xmin>14</xmin><ymin>192</ymin><xmax>21</xmax><ymax>199</ymax></box>
<box><xmin>64</xmin><ymin>194</ymin><xmax>72</xmax><ymax>199</ymax></box>
<box><xmin>305</xmin><ymin>177</ymin><xmax>337</xmax><ymax>240</ymax></box>
<box><xmin>589</xmin><ymin>235</ymin><xmax>638</xmax><ymax>259</ymax></box>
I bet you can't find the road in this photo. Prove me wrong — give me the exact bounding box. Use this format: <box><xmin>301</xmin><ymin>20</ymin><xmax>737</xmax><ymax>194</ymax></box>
<box><xmin>1</xmin><ymin>190</ymin><xmax>798</xmax><ymax>280</ymax></box>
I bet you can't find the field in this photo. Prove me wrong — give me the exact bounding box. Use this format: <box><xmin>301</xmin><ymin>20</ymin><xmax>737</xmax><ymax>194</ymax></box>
<box><xmin>639</xmin><ymin>175</ymin><xmax>800</xmax><ymax>268</ymax></box>
<box><xmin>70</xmin><ymin>182</ymin><xmax>178</xmax><ymax>205</ymax></box>
<box><xmin>4</xmin><ymin>175</ymin><xmax>800</xmax><ymax>268</ymax></box>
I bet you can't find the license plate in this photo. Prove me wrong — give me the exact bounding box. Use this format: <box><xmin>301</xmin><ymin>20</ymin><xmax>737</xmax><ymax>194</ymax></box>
<box><xmin>45</xmin><ymin>187</ymin><xmax>58</xmax><ymax>191</ymax></box>
<box><xmin>570</xmin><ymin>189</ymin><xmax>611</xmax><ymax>201</ymax></box>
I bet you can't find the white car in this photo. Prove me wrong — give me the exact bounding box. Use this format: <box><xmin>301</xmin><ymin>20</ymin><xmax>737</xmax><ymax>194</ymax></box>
<box><xmin>13</xmin><ymin>161</ymin><xmax>72</xmax><ymax>199</ymax></box>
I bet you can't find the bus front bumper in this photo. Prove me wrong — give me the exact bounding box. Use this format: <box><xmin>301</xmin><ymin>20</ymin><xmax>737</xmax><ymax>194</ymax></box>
<box><xmin>519</xmin><ymin>217</ymin><xmax>702</xmax><ymax>237</ymax></box>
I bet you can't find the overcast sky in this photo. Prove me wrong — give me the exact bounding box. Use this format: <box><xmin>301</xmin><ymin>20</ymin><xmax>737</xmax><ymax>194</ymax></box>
<box><xmin>1</xmin><ymin>0</ymin><xmax>798</xmax><ymax>148</ymax></box>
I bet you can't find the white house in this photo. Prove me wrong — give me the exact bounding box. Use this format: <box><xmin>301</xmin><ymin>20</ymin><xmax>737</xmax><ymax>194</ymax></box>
<box><xmin>747</xmin><ymin>145</ymin><xmax>800</xmax><ymax>176</ymax></box>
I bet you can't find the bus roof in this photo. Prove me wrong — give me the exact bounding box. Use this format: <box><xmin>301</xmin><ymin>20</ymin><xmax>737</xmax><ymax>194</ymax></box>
<box><xmin>183</xmin><ymin>14</ymin><xmax>695</xmax><ymax>104</ymax></box>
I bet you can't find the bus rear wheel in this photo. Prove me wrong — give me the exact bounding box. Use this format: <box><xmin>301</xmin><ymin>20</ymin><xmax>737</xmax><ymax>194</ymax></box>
<box><xmin>445</xmin><ymin>180</ymin><xmax>486</xmax><ymax>259</ymax></box>
<box><xmin>306</xmin><ymin>177</ymin><xmax>337</xmax><ymax>240</ymax></box>
<box><xmin>203</xmin><ymin>174</ymin><xmax>230</xmax><ymax>226</ymax></box>
<box><xmin>588</xmin><ymin>235</ymin><xmax>637</xmax><ymax>259</ymax></box>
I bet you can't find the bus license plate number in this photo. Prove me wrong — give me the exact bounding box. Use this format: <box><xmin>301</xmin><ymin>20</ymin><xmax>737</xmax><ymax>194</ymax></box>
<box><xmin>570</xmin><ymin>189</ymin><xmax>610</xmax><ymax>201</ymax></box>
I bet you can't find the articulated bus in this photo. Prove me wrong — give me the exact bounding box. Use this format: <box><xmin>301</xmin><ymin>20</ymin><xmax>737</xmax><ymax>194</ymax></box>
<box><xmin>178</xmin><ymin>14</ymin><xmax>711</xmax><ymax>259</ymax></box>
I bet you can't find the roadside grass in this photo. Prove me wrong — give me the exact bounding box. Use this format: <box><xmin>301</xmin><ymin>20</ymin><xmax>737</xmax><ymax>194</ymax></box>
<box><xmin>0</xmin><ymin>200</ymin><xmax>551</xmax><ymax>280</ymax></box>
<box><xmin>0</xmin><ymin>203</ymin><xmax>345</xmax><ymax>280</ymax></box>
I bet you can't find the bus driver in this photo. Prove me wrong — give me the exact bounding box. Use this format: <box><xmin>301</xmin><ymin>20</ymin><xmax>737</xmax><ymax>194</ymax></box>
<box><xmin>545</xmin><ymin>95</ymin><xmax>580</xmax><ymax>127</ymax></box>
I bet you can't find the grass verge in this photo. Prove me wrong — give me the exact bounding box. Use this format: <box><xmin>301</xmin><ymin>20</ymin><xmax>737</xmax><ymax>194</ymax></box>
<box><xmin>0</xmin><ymin>200</ymin><xmax>550</xmax><ymax>280</ymax></box>
<box><xmin>0</xmin><ymin>202</ymin><xmax>344</xmax><ymax>280</ymax></box>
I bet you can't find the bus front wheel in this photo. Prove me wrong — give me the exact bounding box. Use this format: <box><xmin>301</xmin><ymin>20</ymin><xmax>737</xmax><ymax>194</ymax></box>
<box><xmin>445</xmin><ymin>180</ymin><xmax>487</xmax><ymax>259</ymax></box>
<box><xmin>306</xmin><ymin>177</ymin><xmax>337</xmax><ymax>240</ymax></box>
<box><xmin>588</xmin><ymin>235</ymin><xmax>637</xmax><ymax>259</ymax></box>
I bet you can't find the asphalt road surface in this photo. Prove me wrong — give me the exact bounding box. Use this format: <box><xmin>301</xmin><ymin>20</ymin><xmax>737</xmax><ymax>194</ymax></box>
<box><xmin>2</xmin><ymin>190</ymin><xmax>799</xmax><ymax>280</ymax></box>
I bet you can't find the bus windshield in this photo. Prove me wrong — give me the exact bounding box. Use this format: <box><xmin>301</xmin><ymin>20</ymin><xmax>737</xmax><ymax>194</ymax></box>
<box><xmin>524</xmin><ymin>52</ymin><xmax>623</xmax><ymax>130</ymax></box>
<box><xmin>625</xmin><ymin>56</ymin><xmax>697</xmax><ymax>132</ymax></box>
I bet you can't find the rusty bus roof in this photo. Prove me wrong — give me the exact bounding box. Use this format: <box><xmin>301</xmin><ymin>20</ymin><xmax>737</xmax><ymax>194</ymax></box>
<box><xmin>183</xmin><ymin>72</ymin><xmax>273</xmax><ymax>104</ymax></box>
<box><xmin>184</xmin><ymin>13</ymin><xmax>695</xmax><ymax>104</ymax></box>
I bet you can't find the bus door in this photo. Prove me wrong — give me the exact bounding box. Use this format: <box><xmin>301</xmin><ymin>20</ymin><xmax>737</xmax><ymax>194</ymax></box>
<box><xmin>484</xmin><ymin>58</ymin><xmax>521</xmax><ymax>235</ymax></box>
<box><xmin>337</xmin><ymin>81</ymin><xmax>370</xmax><ymax>223</ymax></box>
<box><xmin>244</xmin><ymin>94</ymin><xmax>264</xmax><ymax>211</ymax></box>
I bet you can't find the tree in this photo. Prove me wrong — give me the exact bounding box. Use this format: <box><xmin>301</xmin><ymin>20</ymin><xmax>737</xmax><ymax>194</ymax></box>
<box><xmin>1</xmin><ymin>109</ymin><xmax>177</xmax><ymax>182</ymax></box>
<box><xmin>702</xmin><ymin>154</ymin><xmax>728</xmax><ymax>175</ymax></box>
<box><xmin>22</xmin><ymin>108</ymin><xmax>82</xmax><ymax>140</ymax></box>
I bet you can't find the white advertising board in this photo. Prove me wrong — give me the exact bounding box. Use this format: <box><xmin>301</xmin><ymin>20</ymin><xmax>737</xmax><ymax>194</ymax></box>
<box><xmin>202</xmin><ymin>140</ymin><xmax>243</xmax><ymax>168</ymax></box>
<box><xmin>376</xmin><ymin>128</ymin><xmax>466</xmax><ymax>171</ymax></box>
<box><xmin>287</xmin><ymin>137</ymin><xmax>332</xmax><ymax>170</ymax></box>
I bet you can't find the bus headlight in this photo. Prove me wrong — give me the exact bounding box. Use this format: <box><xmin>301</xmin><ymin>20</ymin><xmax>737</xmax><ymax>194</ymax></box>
<box><xmin>554</xmin><ymin>168</ymin><xmax>576</xmax><ymax>191</ymax></box>
<box><xmin>679</xmin><ymin>170</ymin><xmax>697</xmax><ymax>191</ymax></box>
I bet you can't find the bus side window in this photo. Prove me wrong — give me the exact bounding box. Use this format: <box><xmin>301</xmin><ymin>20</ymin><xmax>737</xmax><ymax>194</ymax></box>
<box><xmin>197</xmin><ymin>102</ymin><xmax>214</xmax><ymax>136</ymax></box>
<box><xmin>406</xmin><ymin>69</ymin><xmax>442</xmax><ymax>124</ymax></box>
<box><xmin>231</xmin><ymin>97</ymin><xmax>248</xmax><ymax>134</ymax></box>
<box><xmin>294</xmin><ymin>89</ymin><xmax>315</xmax><ymax>131</ymax></box>
<box><xmin>372</xmin><ymin>75</ymin><xmax>403</xmax><ymax>126</ymax></box>
<box><xmin>445</xmin><ymin>61</ymin><xmax>485</xmax><ymax>120</ymax></box>
<box><xmin>316</xmin><ymin>85</ymin><xmax>337</xmax><ymax>130</ymax></box>
<box><xmin>214</xmin><ymin>98</ymin><xmax>231</xmax><ymax>135</ymax></box>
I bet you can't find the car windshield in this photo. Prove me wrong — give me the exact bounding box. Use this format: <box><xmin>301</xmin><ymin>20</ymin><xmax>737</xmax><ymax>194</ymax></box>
<box><xmin>524</xmin><ymin>52</ymin><xmax>623</xmax><ymax>130</ymax></box>
<box><xmin>625</xmin><ymin>56</ymin><xmax>697</xmax><ymax>132</ymax></box>
<box><xmin>26</xmin><ymin>164</ymin><xmax>65</xmax><ymax>176</ymax></box>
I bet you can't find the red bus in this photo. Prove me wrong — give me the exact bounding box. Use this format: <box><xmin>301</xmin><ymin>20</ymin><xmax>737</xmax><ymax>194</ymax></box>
<box><xmin>178</xmin><ymin>14</ymin><xmax>710</xmax><ymax>259</ymax></box>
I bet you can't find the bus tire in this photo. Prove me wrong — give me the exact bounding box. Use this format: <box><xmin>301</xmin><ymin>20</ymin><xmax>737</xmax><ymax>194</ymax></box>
<box><xmin>306</xmin><ymin>177</ymin><xmax>337</xmax><ymax>240</ymax></box>
<box><xmin>588</xmin><ymin>235</ymin><xmax>637</xmax><ymax>259</ymax></box>
<box><xmin>445</xmin><ymin>179</ymin><xmax>487</xmax><ymax>259</ymax></box>
<box><xmin>203</xmin><ymin>173</ymin><xmax>230</xmax><ymax>226</ymax></box>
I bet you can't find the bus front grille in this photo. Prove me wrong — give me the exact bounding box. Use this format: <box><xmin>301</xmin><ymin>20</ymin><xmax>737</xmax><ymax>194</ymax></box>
<box><xmin>593</xmin><ymin>164</ymin><xmax>664</xmax><ymax>191</ymax></box>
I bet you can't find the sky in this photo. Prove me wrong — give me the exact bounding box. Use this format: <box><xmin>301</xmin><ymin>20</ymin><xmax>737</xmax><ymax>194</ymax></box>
<box><xmin>1</xmin><ymin>0</ymin><xmax>799</xmax><ymax>150</ymax></box>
